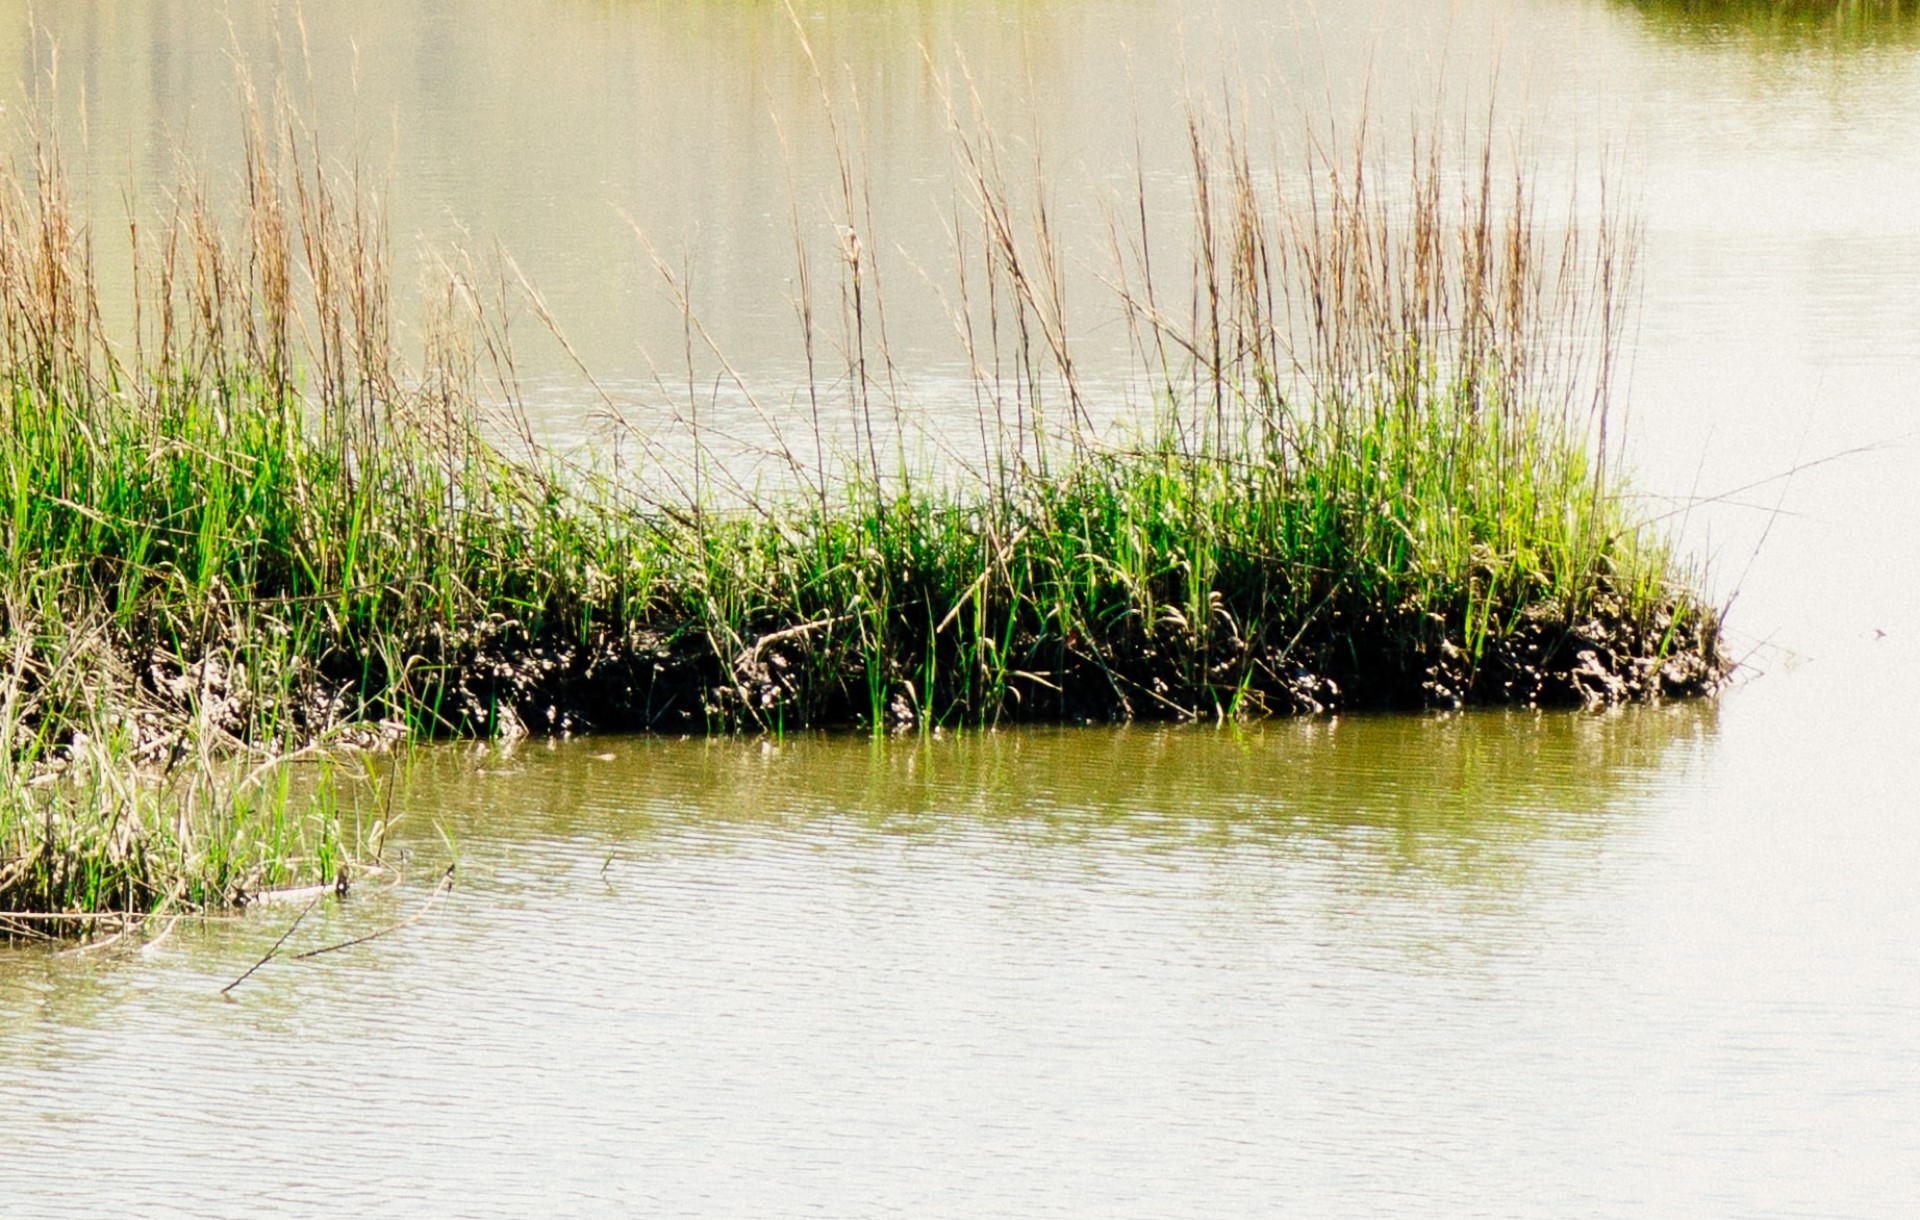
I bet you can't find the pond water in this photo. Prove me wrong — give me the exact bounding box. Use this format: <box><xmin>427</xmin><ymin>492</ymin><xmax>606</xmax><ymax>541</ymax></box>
<box><xmin>3</xmin><ymin>1</ymin><xmax>1918</xmax><ymax>1215</ymax></box>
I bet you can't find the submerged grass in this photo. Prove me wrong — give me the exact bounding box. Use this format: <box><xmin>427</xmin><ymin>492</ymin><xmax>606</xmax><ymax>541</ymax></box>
<box><xmin>0</xmin><ymin>77</ymin><xmax>1724</xmax><ymax>926</ymax></box>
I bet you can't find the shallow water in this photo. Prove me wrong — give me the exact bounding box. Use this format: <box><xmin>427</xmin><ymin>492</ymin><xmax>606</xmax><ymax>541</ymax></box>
<box><xmin>3</xmin><ymin>691</ymin><xmax>1917</xmax><ymax>1216</ymax></box>
<box><xmin>4</xmin><ymin>0</ymin><xmax>1920</xmax><ymax>1215</ymax></box>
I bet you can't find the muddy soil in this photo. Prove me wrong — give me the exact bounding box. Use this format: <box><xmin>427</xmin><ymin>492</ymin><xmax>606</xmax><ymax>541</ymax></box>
<box><xmin>385</xmin><ymin>587</ymin><xmax>1727</xmax><ymax>737</ymax></box>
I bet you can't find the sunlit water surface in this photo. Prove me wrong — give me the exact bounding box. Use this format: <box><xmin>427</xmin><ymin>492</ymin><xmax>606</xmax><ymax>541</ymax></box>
<box><xmin>3</xmin><ymin>0</ymin><xmax>1919</xmax><ymax>1215</ymax></box>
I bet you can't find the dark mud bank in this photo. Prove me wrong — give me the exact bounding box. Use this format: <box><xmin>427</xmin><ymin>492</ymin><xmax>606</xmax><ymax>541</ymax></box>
<box><xmin>386</xmin><ymin>588</ymin><xmax>1727</xmax><ymax>737</ymax></box>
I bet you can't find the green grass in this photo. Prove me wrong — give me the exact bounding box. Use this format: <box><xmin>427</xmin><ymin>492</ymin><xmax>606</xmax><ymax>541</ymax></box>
<box><xmin>1620</xmin><ymin>0</ymin><xmax>1920</xmax><ymax>45</ymax></box>
<box><xmin>0</xmin><ymin>745</ymin><xmax>349</xmax><ymax>935</ymax></box>
<box><xmin>0</xmin><ymin>87</ymin><xmax>1724</xmax><ymax>927</ymax></box>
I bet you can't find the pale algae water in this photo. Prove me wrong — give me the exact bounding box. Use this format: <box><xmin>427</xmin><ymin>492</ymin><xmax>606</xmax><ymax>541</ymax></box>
<box><xmin>2</xmin><ymin>1</ymin><xmax>1918</xmax><ymax>1216</ymax></box>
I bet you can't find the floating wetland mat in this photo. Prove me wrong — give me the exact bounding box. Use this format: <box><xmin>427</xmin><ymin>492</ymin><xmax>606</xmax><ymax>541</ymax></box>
<box><xmin>0</xmin><ymin>80</ymin><xmax>1725</xmax><ymax>923</ymax></box>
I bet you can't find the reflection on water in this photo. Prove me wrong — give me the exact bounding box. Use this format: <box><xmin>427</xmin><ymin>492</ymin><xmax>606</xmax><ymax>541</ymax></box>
<box><xmin>5</xmin><ymin>684</ymin><xmax>1914</xmax><ymax>1217</ymax></box>
<box><xmin>1621</xmin><ymin>0</ymin><xmax>1920</xmax><ymax>48</ymax></box>
<box><xmin>400</xmin><ymin>705</ymin><xmax>1717</xmax><ymax>890</ymax></box>
<box><xmin>0</xmin><ymin>706</ymin><xmax>1727</xmax><ymax>1216</ymax></box>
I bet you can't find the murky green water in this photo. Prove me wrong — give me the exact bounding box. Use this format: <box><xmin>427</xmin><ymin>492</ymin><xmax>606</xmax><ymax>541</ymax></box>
<box><xmin>4</xmin><ymin>1</ymin><xmax>1920</xmax><ymax>1215</ymax></box>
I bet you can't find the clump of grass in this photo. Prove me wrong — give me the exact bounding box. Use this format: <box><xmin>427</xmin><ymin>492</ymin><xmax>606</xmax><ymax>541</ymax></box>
<box><xmin>0</xmin><ymin>745</ymin><xmax>348</xmax><ymax>937</ymax></box>
<box><xmin>0</xmin><ymin>76</ymin><xmax>1725</xmax><ymax>924</ymax></box>
<box><xmin>0</xmin><ymin>606</ymin><xmax>353</xmax><ymax>933</ymax></box>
